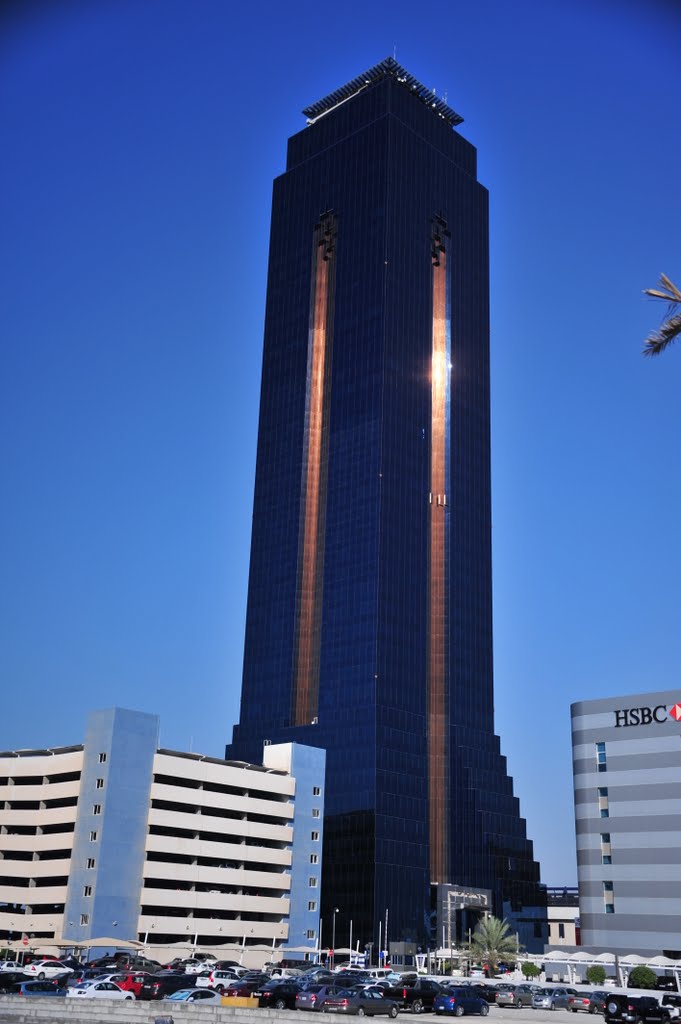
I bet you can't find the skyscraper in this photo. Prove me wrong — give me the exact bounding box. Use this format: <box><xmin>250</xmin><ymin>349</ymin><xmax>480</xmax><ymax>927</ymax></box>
<box><xmin>227</xmin><ymin>58</ymin><xmax>546</xmax><ymax>953</ymax></box>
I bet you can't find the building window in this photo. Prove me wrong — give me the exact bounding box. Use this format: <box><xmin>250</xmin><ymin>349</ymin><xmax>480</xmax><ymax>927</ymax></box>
<box><xmin>98</xmin><ymin>753</ymin><xmax>107</xmax><ymax>763</ymax></box>
<box><xmin>80</xmin><ymin>913</ymin><xmax>89</xmax><ymax>926</ymax></box>
<box><xmin>558</xmin><ymin>922</ymin><xmax>565</xmax><ymax>939</ymax></box>
<box><xmin>598</xmin><ymin>787</ymin><xmax>609</xmax><ymax>817</ymax></box>
<box><xmin>87</xmin><ymin>858</ymin><xmax>96</xmax><ymax>869</ymax></box>
<box><xmin>310</xmin><ymin>854</ymin><xmax>318</xmax><ymax>864</ymax></box>
<box><xmin>311</xmin><ymin>831</ymin><xmax>319</xmax><ymax>841</ymax></box>
<box><xmin>600</xmin><ymin>833</ymin><xmax>612</xmax><ymax>865</ymax></box>
<box><xmin>96</xmin><ymin>778</ymin><xmax>104</xmax><ymax>789</ymax></box>
<box><xmin>308</xmin><ymin>901</ymin><xmax>317</xmax><ymax>911</ymax></box>
<box><xmin>306</xmin><ymin>929</ymin><xmax>316</xmax><ymax>939</ymax></box>
<box><xmin>308</xmin><ymin>876</ymin><xmax>318</xmax><ymax>887</ymax></box>
<box><xmin>602</xmin><ymin>854</ymin><xmax>612</xmax><ymax>864</ymax></box>
<box><xmin>603</xmin><ymin>880</ymin><xmax>615</xmax><ymax>913</ymax></box>
<box><xmin>313</xmin><ymin>786</ymin><xmax>321</xmax><ymax>796</ymax></box>
<box><xmin>93</xmin><ymin>804</ymin><xmax>101</xmax><ymax>815</ymax></box>
<box><xmin>596</xmin><ymin>741</ymin><xmax>607</xmax><ymax>772</ymax></box>
<box><xmin>83</xmin><ymin>885</ymin><xmax>92</xmax><ymax>897</ymax></box>
<box><xmin>89</xmin><ymin>831</ymin><xmax>97</xmax><ymax>842</ymax></box>
<box><xmin>312</xmin><ymin>808</ymin><xmax>320</xmax><ymax>818</ymax></box>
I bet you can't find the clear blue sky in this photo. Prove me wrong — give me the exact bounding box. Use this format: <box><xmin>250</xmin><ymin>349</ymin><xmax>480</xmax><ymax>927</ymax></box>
<box><xmin>2</xmin><ymin>0</ymin><xmax>680</xmax><ymax>887</ymax></box>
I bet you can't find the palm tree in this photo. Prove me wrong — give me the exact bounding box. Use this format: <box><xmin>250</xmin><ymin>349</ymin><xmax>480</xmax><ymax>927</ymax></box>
<box><xmin>466</xmin><ymin>916</ymin><xmax>521</xmax><ymax>977</ymax></box>
<box><xmin>643</xmin><ymin>274</ymin><xmax>681</xmax><ymax>357</ymax></box>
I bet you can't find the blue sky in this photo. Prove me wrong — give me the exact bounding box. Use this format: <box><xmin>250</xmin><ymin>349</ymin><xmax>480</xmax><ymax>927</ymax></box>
<box><xmin>2</xmin><ymin>0</ymin><xmax>680</xmax><ymax>887</ymax></box>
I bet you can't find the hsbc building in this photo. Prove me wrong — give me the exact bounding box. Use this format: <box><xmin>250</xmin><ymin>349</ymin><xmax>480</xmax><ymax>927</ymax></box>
<box><xmin>572</xmin><ymin>689</ymin><xmax>681</xmax><ymax>956</ymax></box>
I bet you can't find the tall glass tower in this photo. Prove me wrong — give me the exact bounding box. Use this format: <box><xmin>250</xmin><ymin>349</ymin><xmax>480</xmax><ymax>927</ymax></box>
<box><xmin>227</xmin><ymin>59</ymin><xmax>546</xmax><ymax>953</ymax></box>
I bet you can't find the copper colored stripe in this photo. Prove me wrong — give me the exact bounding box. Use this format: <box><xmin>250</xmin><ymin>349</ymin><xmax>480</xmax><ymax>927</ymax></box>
<box><xmin>429</xmin><ymin>246</ymin><xmax>449</xmax><ymax>883</ymax></box>
<box><xmin>293</xmin><ymin>229</ymin><xmax>333</xmax><ymax>726</ymax></box>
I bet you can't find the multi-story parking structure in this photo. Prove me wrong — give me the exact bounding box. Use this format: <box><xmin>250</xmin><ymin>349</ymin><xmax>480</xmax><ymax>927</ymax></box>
<box><xmin>0</xmin><ymin>708</ymin><xmax>324</xmax><ymax>960</ymax></box>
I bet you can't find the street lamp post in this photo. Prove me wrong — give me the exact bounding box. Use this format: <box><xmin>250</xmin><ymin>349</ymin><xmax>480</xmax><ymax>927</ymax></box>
<box><xmin>332</xmin><ymin>908</ymin><xmax>339</xmax><ymax>970</ymax></box>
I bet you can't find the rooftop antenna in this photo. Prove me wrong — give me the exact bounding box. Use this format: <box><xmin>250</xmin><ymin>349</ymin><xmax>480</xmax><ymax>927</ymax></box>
<box><xmin>393</xmin><ymin>44</ymin><xmax>397</xmax><ymax>60</ymax></box>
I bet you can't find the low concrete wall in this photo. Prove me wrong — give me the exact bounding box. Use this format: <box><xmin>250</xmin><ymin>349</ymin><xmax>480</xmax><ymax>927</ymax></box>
<box><xmin>0</xmin><ymin>995</ymin><xmax>295</xmax><ymax>1024</ymax></box>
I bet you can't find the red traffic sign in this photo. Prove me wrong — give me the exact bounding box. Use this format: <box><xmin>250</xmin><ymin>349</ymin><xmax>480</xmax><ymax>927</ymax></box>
<box><xmin>22</xmin><ymin>937</ymin><xmax>28</xmax><ymax>946</ymax></box>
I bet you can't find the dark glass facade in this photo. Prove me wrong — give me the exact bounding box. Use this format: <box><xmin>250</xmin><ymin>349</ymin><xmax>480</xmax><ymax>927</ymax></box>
<box><xmin>227</xmin><ymin>59</ymin><xmax>546</xmax><ymax>952</ymax></box>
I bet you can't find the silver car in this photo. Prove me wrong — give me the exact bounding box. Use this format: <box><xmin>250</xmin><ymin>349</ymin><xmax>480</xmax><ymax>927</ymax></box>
<box><xmin>533</xmin><ymin>988</ymin><xmax>575</xmax><ymax>1011</ymax></box>
<box><xmin>497</xmin><ymin>984</ymin><xmax>543</xmax><ymax>1008</ymax></box>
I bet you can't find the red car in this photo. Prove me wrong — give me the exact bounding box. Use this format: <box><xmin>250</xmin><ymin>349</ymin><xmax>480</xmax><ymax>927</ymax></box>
<box><xmin>105</xmin><ymin>972</ymin><xmax>151</xmax><ymax>998</ymax></box>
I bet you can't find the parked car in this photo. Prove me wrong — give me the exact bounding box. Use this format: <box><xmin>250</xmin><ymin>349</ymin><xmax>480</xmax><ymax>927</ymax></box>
<box><xmin>177</xmin><ymin>958</ymin><xmax>206</xmax><ymax>974</ymax></box>
<box><xmin>457</xmin><ymin>985</ymin><xmax>500</xmax><ymax>1005</ymax></box>
<box><xmin>225</xmin><ymin>974</ymin><xmax>271</xmax><ymax>997</ymax></box>
<box><xmin>7</xmin><ymin>980</ymin><xmax>67</xmax><ymax>997</ymax></box>
<box><xmin>569</xmin><ymin>990</ymin><xmax>610</xmax><ymax>1014</ymax></box>
<box><xmin>166</xmin><ymin>987</ymin><xmax>223</xmax><ymax>1003</ymax></box>
<box><xmin>255</xmin><ymin>980</ymin><xmax>303</xmax><ymax>1009</ymax></box>
<box><xmin>661</xmin><ymin>996</ymin><xmax>681</xmax><ymax>1020</ymax></box>
<box><xmin>604</xmin><ymin>994</ymin><xmax>672</xmax><ymax>1024</ymax></box>
<box><xmin>497</xmin><ymin>984</ymin><xmax>543</xmax><ymax>1008</ymax></box>
<box><xmin>0</xmin><ymin>972</ymin><xmax>25</xmax><ymax>992</ymax></box>
<box><xmin>0</xmin><ymin>960</ymin><xmax>23</xmax><ymax>973</ymax></box>
<box><xmin>138</xmin><ymin>972</ymin><xmax>196</xmax><ymax>1000</ymax></box>
<box><xmin>322</xmin><ymin>986</ymin><xmax>399</xmax><ymax>1016</ymax></box>
<box><xmin>533</xmin><ymin>987</ymin><xmax>576</xmax><ymax>1010</ymax></box>
<box><xmin>213</xmin><ymin>958</ymin><xmax>242</xmax><ymax>969</ymax></box>
<box><xmin>67</xmin><ymin>980</ymin><xmax>134</xmax><ymax>1000</ymax></box>
<box><xmin>195</xmin><ymin>968</ymin><xmax>241</xmax><ymax>992</ymax></box>
<box><xmin>66</xmin><ymin>968</ymin><xmax>108</xmax><ymax>987</ymax></box>
<box><xmin>297</xmin><ymin>983</ymin><xmax>349</xmax><ymax>1011</ymax></box>
<box><xmin>22</xmin><ymin>959</ymin><xmax>73</xmax><ymax>980</ymax></box>
<box><xmin>101</xmin><ymin>971</ymin><xmax>152</xmax><ymax>998</ymax></box>
<box><xmin>384</xmin><ymin>977</ymin><xmax>443</xmax><ymax>1013</ymax></box>
<box><xmin>434</xmin><ymin>987</ymin><xmax>490</xmax><ymax>1016</ymax></box>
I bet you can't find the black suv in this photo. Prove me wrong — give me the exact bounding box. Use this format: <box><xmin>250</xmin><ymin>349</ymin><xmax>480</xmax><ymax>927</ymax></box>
<box><xmin>604</xmin><ymin>994</ymin><xmax>672</xmax><ymax>1024</ymax></box>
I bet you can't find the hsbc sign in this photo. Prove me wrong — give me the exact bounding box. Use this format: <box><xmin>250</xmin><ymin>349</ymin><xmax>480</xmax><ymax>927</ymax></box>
<box><xmin>614</xmin><ymin>703</ymin><xmax>681</xmax><ymax>728</ymax></box>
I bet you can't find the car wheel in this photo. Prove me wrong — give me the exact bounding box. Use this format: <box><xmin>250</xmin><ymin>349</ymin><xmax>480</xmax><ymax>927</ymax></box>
<box><xmin>275</xmin><ymin>999</ymin><xmax>287</xmax><ymax>1010</ymax></box>
<box><xmin>607</xmin><ymin>1004</ymin><xmax>620</xmax><ymax>1017</ymax></box>
<box><xmin>481</xmin><ymin>1004</ymin><xmax>489</xmax><ymax>1016</ymax></box>
<box><xmin>357</xmin><ymin>1008</ymin><xmax>366</xmax><ymax>1017</ymax></box>
<box><xmin>390</xmin><ymin>1008</ymin><xmax>399</xmax><ymax>1019</ymax></box>
<box><xmin>38</xmin><ymin>973</ymin><xmax>45</xmax><ymax>980</ymax></box>
<box><xmin>412</xmin><ymin>1000</ymin><xmax>424</xmax><ymax>1014</ymax></box>
<box><xmin>455</xmin><ymin>1007</ymin><xmax>465</xmax><ymax>1017</ymax></box>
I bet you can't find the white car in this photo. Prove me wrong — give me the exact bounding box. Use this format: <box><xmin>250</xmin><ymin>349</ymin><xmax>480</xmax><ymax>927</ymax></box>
<box><xmin>195</xmin><ymin>968</ymin><xmax>240</xmax><ymax>991</ymax></box>
<box><xmin>166</xmin><ymin>987</ymin><xmax>223</xmax><ymax>1003</ymax></box>
<box><xmin>23</xmin><ymin>960</ymin><xmax>73</xmax><ymax>979</ymax></box>
<box><xmin>0</xmin><ymin>961</ymin><xmax>23</xmax><ymax>973</ymax></box>
<box><xmin>67</xmin><ymin>980</ymin><xmax>134</xmax><ymax>1000</ymax></box>
<box><xmin>182</xmin><ymin>959</ymin><xmax>209</xmax><ymax>975</ymax></box>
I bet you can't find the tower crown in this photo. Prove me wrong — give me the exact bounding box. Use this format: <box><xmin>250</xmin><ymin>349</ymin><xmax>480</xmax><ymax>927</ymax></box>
<box><xmin>302</xmin><ymin>56</ymin><xmax>464</xmax><ymax>127</ymax></box>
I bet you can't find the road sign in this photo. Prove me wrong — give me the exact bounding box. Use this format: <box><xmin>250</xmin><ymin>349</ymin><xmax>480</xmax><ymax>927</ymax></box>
<box><xmin>22</xmin><ymin>937</ymin><xmax>28</xmax><ymax>946</ymax></box>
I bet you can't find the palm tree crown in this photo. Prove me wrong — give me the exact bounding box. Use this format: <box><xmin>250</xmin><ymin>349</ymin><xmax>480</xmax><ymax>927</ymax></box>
<box><xmin>467</xmin><ymin>916</ymin><xmax>520</xmax><ymax>975</ymax></box>
<box><xmin>643</xmin><ymin>274</ymin><xmax>681</xmax><ymax>357</ymax></box>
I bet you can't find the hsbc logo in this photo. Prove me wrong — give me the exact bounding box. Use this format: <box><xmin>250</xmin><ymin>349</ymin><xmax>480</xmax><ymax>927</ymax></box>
<box><xmin>614</xmin><ymin>704</ymin><xmax>681</xmax><ymax>727</ymax></box>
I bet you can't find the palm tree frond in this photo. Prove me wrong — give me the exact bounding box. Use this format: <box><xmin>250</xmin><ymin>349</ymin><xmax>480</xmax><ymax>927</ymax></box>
<box><xmin>659</xmin><ymin>274</ymin><xmax>681</xmax><ymax>302</ymax></box>
<box><xmin>643</xmin><ymin>312</ymin><xmax>681</xmax><ymax>357</ymax></box>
